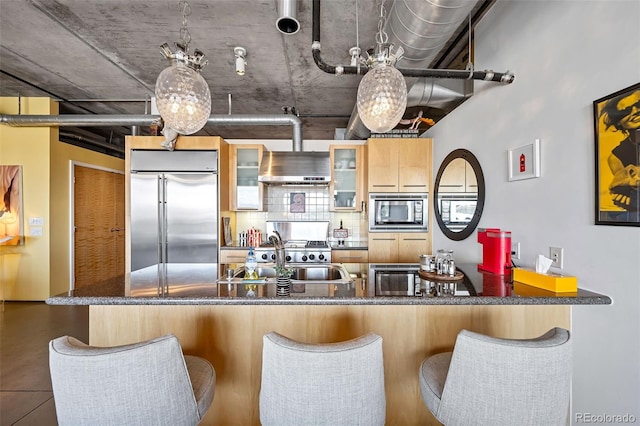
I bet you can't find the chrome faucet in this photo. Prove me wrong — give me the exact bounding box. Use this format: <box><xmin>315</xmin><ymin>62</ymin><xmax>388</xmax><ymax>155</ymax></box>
<box><xmin>269</xmin><ymin>230</ymin><xmax>286</xmax><ymax>269</ymax></box>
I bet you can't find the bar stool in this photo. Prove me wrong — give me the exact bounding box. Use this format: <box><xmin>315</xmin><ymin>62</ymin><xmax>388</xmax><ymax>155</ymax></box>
<box><xmin>259</xmin><ymin>331</ymin><xmax>386</xmax><ymax>426</ymax></box>
<box><xmin>49</xmin><ymin>333</ymin><xmax>215</xmax><ymax>426</ymax></box>
<box><xmin>419</xmin><ymin>327</ymin><xmax>571</xmax><ymax>426</ymax></box>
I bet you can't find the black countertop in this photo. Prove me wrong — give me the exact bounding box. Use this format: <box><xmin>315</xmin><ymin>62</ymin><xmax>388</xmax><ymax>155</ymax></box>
<box><xmin>46</xmin><ymin>263</ymin><xmax>611</xmax><ymax>306</ymax></box>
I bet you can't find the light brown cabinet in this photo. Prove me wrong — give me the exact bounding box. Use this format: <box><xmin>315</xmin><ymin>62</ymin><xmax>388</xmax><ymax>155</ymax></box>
<box><xmin>368</xmin><ymin>232</ymin><xmax>430</xmax><ymax>263</ymax></box>
<box><xmin>331</xmin><ymin>249</ymin><xmax>369</xmax><ymax>263</ymax></box>
<box><xmin>438</xmin><ymin>157</ymin><xmax>477</xmax><ymax>193</ymax></box>
<box><xmin>330</xmin><ymin>145</ymin><xmax>367</xmax><ymax>211</ymax></box>
<box><xmin>220</xmin><ymin>248</ymin><xmax>249</xmax><ymax>264</ymax></box>
<box><xmin>230</xmin><ymin>144</ymin><xmax>264</xmax><ymax>211</ymax></box>
<box><xmin>368</xmin><ymin>138</ymin><xmax>432</xmax><ymax>193</ymax></box>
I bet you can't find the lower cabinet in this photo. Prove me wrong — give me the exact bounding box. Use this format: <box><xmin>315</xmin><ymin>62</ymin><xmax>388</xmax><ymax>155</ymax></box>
<box><xmin>331</xmin><ymin>250</ymin><xmax>369</xmax><ymax>263</ymax></box>
<box><xmin>368</xmin><ymin>233</ymin><xmax>431</xmax><ymax>263</ymax></box>
<box><xmin>220</xmin><ymin>249</ymin><xmax>249</xmax><ymax>264</ymax></box>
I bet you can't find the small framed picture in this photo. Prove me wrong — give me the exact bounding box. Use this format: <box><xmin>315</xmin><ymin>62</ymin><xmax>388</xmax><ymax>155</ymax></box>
<box><xmin>508</xmin><ymin>139</ymin><xmax>541</xmax><ymax>181</ymax></box>
<box><xmin>289</xmin><ymin>192</ymin><xmax>305</xmax><ymax>213</ymax></box>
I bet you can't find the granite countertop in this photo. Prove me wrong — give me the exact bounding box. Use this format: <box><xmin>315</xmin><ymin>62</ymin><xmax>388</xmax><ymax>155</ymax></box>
<box><xmin>221</xmin><ymin>241</ymin><xmax>369</xmax><ymax>250</ymax></box>
<box><xmin>46</xmin><ymin>263</ymin><xmax>611</xmax><ymax>306</ymax></box>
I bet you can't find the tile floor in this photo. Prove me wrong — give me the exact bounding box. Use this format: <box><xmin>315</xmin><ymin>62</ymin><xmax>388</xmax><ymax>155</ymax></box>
<box><xmin>0</xmin><ymin>302</ymin><xmax>89</xmax><ymax>426</ymax></box>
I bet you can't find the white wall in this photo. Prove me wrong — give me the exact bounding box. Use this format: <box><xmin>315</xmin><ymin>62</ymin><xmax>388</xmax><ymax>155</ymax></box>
<box><xmin>425</xmin><ymin>1</ymin><xmax>639</xmax><ymax>422</ymax></box>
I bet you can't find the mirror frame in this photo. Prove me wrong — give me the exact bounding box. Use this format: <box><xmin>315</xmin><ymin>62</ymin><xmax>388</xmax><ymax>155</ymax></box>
<box><xmin>433</xmin><ymin>149</ymin><xmax>485</xmax><ymax>241</ymax></box>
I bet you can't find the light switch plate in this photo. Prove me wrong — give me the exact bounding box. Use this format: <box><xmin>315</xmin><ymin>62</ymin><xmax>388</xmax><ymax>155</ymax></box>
<box><xmin>29</xmin><ymin>217</ymin><xmax>44</xmax><ymax>226</ymax></box>
<box><xmin>30</xmin><ymin>227</ymin><xmax>43</xmax><ymax>236</ymax></box>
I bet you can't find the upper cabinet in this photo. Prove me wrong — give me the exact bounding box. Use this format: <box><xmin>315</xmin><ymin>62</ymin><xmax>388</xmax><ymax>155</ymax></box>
<box><xmin>437</xmin><ymin>158</ymin><xmax>477</xmax><ymax>193</ymax></box>
<box><xmin>330</xmin><ymin>145</ymin><xmax>367</xmax><ymax>211</ymax></box>
<box><xmin>368</xmin><ymin>138</ymin><xmax>432</xmax><ymax>192</ymax></box>
<box><xmin>230</xmin><ymin>144</ymin><xmax>264</xmax><ymax>211</ymax></box>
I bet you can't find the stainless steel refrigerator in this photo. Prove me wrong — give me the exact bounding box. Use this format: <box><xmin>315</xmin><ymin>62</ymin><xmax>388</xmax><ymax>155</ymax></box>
<box><xmin>129</xmin><ymin>150</ymin><xmax>218</xmax><ymax>297</ymax></box>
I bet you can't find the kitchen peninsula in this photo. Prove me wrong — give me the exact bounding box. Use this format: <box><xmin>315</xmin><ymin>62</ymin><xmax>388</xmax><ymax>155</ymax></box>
<box><xmin>48</xmin><ymin>266</ymin><xmax>610</xmax><ymax>426</ymax></box>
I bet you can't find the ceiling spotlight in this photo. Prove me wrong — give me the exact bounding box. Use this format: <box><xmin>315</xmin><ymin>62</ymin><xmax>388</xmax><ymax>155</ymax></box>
<box><xmin>234</xmin><ymin>47</ymin><xmax>247</xmax><ymax>76</ymax></box>
<box><xmin>154</xmin><ymin>0</ymin><xmax>211</xmax><ymax>135</ymax></box>
<box><xmin>349</xmin><ymin>47</ymin><xmax>361</xmax><ymax>67</ymax></box>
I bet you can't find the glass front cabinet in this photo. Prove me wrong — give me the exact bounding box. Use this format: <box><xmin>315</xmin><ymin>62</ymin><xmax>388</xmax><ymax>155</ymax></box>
<box><xmin>230</xmin><ymin>144</ymin><xmax>264</xmax><ymax>211</ymax></box>
<box><xmin>330</xmin><ymin>145</ymin><xmax>366</xmax><ymax>211</ymax></box>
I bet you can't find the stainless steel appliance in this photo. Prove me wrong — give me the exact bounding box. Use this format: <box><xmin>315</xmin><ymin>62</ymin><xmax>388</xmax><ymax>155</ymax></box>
<box><xmin>256</xmin><ymin>221</ymin><xmax>331</xmax><ymax>263</ymax></box>
<box><xmin>369</xmin><ymin>193</ymin><xmax>428</xmax><ymax>232</ymax></box>
<box><xmin>368</xmin><ymin>263</ymin><xmax>472</xmax><ymax>297</ymax></box>
<box><xmin>258</xmin><ymin>151</ymin><xmax>330</xmax><ymax>185</ymax></box>
<box><xmin>369</xmin><ymin>264</ymin><xmax>422</xmax><ymax>296</ymax></box>
<box><xmin>129</xmin><ymin>150</ymin><xmax>218</xmax><ymax>296</ymax></box>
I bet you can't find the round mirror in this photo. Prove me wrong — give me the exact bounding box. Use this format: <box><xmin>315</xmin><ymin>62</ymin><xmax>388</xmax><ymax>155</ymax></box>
<box><xmin>433</xmin><ymin>149</ymin><xmax>485</xmax><ymax>241</ymax></box>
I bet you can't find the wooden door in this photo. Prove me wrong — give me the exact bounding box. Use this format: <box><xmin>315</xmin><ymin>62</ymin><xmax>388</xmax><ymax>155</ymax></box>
<box><xmin>74</xmin><ymin>165</ymin><xmax>124</xmax><ymax>288</ymax></box>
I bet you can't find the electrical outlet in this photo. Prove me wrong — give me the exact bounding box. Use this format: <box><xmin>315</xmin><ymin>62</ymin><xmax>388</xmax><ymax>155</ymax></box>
<box><xmin>511</xmin><ymin>242</ymin><xmax>521</xmax><ymax>260</ymax></box>
<box><xmin>550</xmin><ymin>247</ymin><xmax>564</xmax><ymax>268</ymax></box>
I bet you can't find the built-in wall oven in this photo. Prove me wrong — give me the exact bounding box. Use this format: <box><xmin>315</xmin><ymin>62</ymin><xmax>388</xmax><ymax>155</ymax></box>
<box><xmin>368</xmin><ymin>263</ymin><xmax>474</xmax><ymax>297</ymax></box>
<box><xmin>369</xmin><ymin>193</ymin><xmax>428</xmax><ymax>232</ymax></box>
<box><xmin>369</xmin><ymin>264</ymin><xmax>422</xmax><ymax>296</ymax></box>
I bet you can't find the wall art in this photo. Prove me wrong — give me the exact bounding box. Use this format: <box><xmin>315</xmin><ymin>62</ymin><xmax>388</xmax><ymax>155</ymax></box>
<box><xmin>0</xmin><ymin>165</ymin><xmax>24</xmax><ymax>245</ymax></box>
<box><xmin>508</xmin><ymin>139</ymin><xmax>541</xmax><ymax>181</ymax></box>
<box><xmin>593</xmin><ymin>82</ymin><xmax>640</xmax><ymax>226</ymax></box>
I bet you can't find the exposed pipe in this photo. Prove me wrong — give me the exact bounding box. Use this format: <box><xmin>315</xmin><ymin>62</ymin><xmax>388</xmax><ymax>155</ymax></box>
<box><xmin>311</xmin><ymin>0</ymin><xmax>514</xmax><ymax>83</ymax></box>
<box><xmin>59</xmin><ymin>130</ymin><xmax>125</xmax><ymax>155</ymax></box>
<box><xmin>276</xmin><ymin>0</ymin><xmax>301</xmax><ymax>35</ymax></box>
<box><xmin>0</xmin><ymin>114</ymin><xmax>304</xmax><ymax>151</ymax></box>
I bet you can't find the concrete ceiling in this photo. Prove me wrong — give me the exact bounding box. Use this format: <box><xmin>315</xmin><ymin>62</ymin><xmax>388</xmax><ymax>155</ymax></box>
<box><xmin>0</xmin><ymin>0</ymin><xmax>483</xmax><ymax>154</ymax></box>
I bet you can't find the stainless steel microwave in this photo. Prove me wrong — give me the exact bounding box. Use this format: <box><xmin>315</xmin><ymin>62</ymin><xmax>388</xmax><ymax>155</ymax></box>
<box><xmin>369</xmin><ymin>193</ymin><xmax>428</xmax><ymax>232</ymax></box>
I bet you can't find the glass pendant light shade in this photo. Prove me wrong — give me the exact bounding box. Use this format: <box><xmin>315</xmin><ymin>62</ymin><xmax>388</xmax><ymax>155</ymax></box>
<box><xmin>155</xmin><ymin>61</ymin><xmax>211</xmax><ymax>135</ymax></box>
<box><xmin>356</xmin><ymin>62</ymin><xmax>407</xmax><ymax>133</ymax></box>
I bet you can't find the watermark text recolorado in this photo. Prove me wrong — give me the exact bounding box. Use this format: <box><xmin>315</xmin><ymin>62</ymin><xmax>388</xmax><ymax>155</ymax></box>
<box><xmin>576</xmin><ymin>413</ymin><xmax>637</xmax><ymax>423</ymax></box>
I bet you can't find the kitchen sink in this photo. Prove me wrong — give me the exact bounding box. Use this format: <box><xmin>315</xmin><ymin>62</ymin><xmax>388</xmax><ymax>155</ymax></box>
<box><xmin>230</xmin><ymin>263</ymin><xmax>353</xmax><ymax>285</ymax></box>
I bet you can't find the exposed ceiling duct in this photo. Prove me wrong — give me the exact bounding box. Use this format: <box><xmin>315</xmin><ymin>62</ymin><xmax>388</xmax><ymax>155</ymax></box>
<box><xmin>0</xmin><ymin>113</ymin><xmax>304</xmax><ymax>151</ymax></box>
<box><xmin>310</xmin><ymin>0</ymin><xmax>512</xmax><ymax>140</ymax></box>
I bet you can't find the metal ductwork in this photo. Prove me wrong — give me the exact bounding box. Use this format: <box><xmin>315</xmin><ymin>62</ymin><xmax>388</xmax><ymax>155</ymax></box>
<box><xmin>345</xmin><ymin>0</ymin><xmax>482</xmax><ymax>140</ymax></box>
<box><xmin>389</xmin><ymin>0</ymin><xmax>478</xmax><ymax>70</ymax></box>
<box><xmin>346</xmin><ymin>77</ymin><xmax>473</xmax><ymax>139</ymax></box>
<box><xmin>0</xmin><ymin>113</ymin><xmax>304</xmax><ymax>151</ymax></box>
<box><xmin>276</xmin><ymin>0</ymin><xmax>300</xmax><ymax>35</ymax></box>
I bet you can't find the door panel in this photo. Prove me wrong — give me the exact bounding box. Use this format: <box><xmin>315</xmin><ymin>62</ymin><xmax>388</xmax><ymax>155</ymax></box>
<box><xmin>74</xmin><ymin>166</ymin><xmax>124</xmax><ymax>288</ymax></box>
<box><xmin>165</xmin><ymin>173</ymin><xmax>217</xmax><ymax>264</ymax></box>
<box><xmin>130</xmin><ymin>173</ymin><xmax>161</xmax><ymax>272</ymax></box>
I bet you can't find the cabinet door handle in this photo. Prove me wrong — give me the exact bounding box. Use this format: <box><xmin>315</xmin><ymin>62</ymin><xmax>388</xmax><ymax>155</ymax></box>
<box><xmin>402</xmin><ymin>184</ymin><xmax>427</xmax><ymax>188</ymax></box>
<box><xmin>372</xmin><ymin>184</ymin><xmax>395</xmax><ymax>187</ymax></box>
<box><xmin>372</xmin><ymin>238</ymin><xmax>396</xmax><ymax>241</ymax></box>
<box><xmin>340</xmin><ymin>256</ymin><xmax>363</xmax><ymax>260</ymax></box>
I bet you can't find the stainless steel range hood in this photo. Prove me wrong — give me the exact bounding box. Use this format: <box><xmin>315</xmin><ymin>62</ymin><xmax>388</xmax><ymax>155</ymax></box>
<box><xmin>258</xmin><ymin>151</ymin><xmax>331</xmax><ymax>185</ymax></box>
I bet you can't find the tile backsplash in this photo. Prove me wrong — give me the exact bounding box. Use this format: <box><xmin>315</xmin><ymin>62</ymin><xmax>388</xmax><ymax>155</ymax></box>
<box><xmin>235</xmin><ymin>185</ymin><xmax>368</xmax><ymax>244</ymax></box>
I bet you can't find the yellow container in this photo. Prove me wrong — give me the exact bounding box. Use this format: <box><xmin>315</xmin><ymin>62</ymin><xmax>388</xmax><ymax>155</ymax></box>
<box><xmin>513</xmin><ymin>281</ymin><xmax>578</xmax><ymax>297</ymax></box>
<box><xmin>512</xmin><ymin>268</ymin><xmax>578</xmax><ymax>293</ymax></box>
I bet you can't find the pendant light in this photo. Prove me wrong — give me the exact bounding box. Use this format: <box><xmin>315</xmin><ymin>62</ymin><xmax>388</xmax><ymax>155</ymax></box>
<box><xmin>356</xmin><ymin>0</ymin><xmax>407</xmax><ymax>133</ymax></box>
<box><xmin>155</xmin><ymin>0</ymin><xmax>211</xmax><ymax>135</ymax></box>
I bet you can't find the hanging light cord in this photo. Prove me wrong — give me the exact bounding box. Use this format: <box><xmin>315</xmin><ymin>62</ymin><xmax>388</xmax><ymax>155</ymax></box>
<box><xmin>355</xmin><ymin>0</ymin><xmax>360</xmax><ymax>73</ymax></box>
<box><xmin>375</xmin><ymin>0</ymin><xmax>388</xmax><ymax>46</ymax></box>
<box><xmin>465</xmin><ymin>13</ymin><xmax>474</xmax><ymax>78</ymax></box>
<box><xmin>178</xmin><ymin>0</ymin><xmax>192</xmax><ymax>51</ymax></box>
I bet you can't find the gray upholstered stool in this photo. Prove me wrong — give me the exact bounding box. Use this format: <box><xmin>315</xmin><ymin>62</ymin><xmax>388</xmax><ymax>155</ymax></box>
<box><xmin>259</xmin><ymin>331</ymin><xmax>386</xmax><ymax>426</ymax></box>
<box><xmin>49</xmin><ymin>333</ymin><xmax>215</xmax><ymax>426</ymax></box>
<box><xmin>419</xmin><ymin>327</ymin><xmax>571</xmax><ymax>426</ymax></box>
